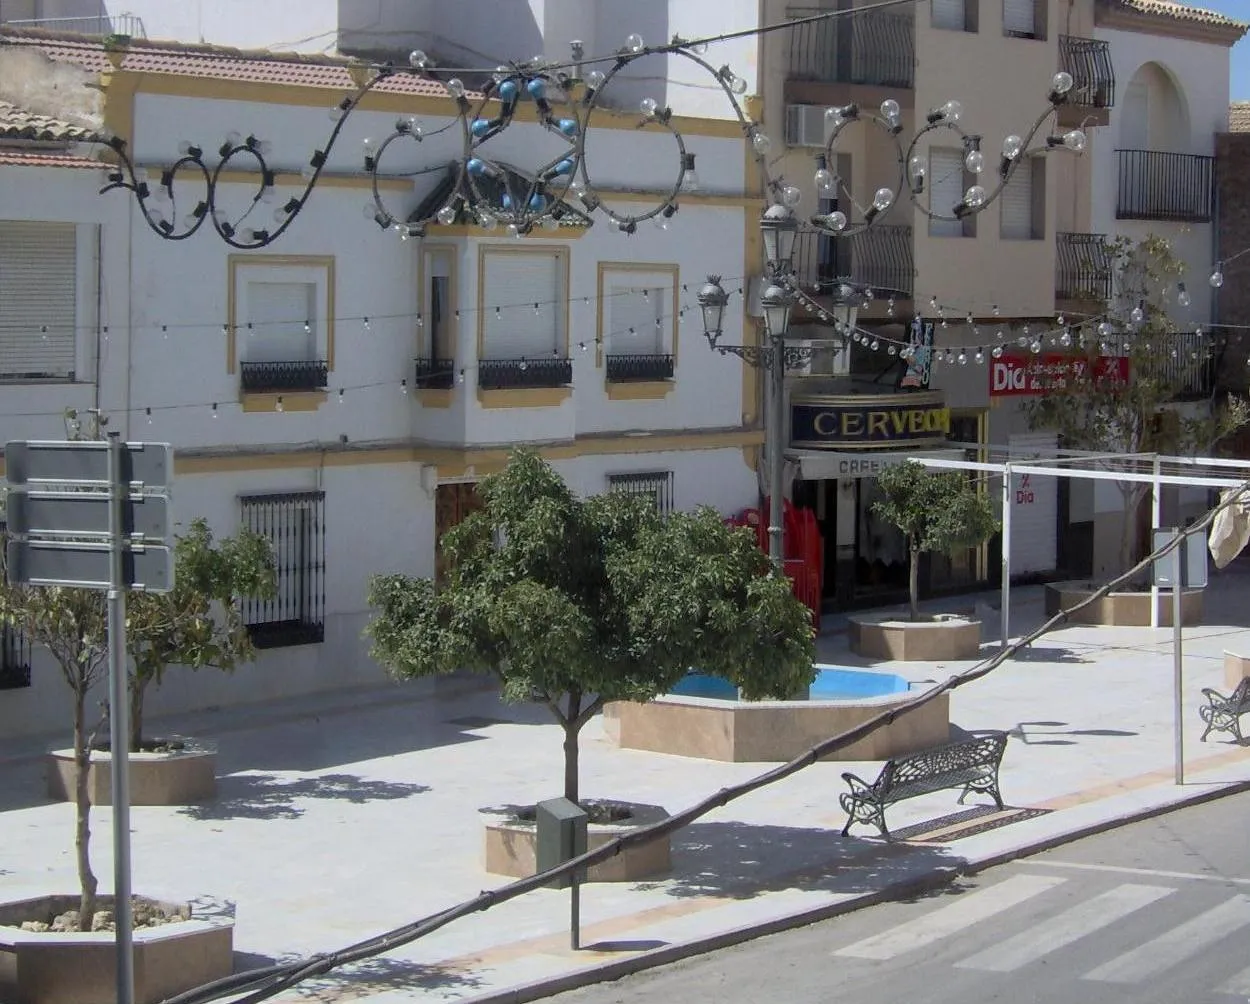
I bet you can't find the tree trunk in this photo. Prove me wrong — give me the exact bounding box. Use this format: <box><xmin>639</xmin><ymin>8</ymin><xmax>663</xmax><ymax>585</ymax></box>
<box><xmin>72</xmin><ymin>689</ymin><xmax>98</xmax><ymax>932</ymax></box>
<box><xmin>563</xmin><ymin>687</ymin><xmax>582</xmax><ymax>805</ymax></box>
<box><xmin>129</xmin><ymin>673</ymin><xmax>148</xmax><ymax>753</ymax></box>
<box><xmin>909</xmin><ymin>543</ymin><xmax>921</xmax><ymax>622</ymax></box>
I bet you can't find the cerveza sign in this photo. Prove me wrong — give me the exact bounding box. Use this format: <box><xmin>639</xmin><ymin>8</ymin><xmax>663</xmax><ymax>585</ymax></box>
<box><xmin>790</xmin><ymin>392</ymin><xmax>950</xmax><ymax>449</ymax></box>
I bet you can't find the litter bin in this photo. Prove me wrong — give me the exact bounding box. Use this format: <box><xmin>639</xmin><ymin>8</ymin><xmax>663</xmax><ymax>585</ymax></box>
<box><xmin>536</xmin><ymin>797</ymin><xmax>588</xmax><ymax>889</ymax></box>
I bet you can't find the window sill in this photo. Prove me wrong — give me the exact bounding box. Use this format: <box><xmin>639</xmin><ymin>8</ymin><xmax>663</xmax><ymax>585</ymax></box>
<box><xmin>1004</xmin><ymin>31</ymin><xmax>1044</xmax><ymax>40</ymax></box>
<box><xmin>241</xmin><ymin>391</ymin><xmax>328</xmax><ymax>413</ymax></box>
<box><xmin>606</xmin><ymin>380</ymin><xmax>674</xmax><ymax>401</ymax></box>
<box><xmin>476</xmin><ymin>387</ymin><xmax>573</xmax><ymax>409</ymax></box>
<box><xmin>418</xmin><ymin>388</ymin><xmax>456</xmax><ymax>409</ymax></box>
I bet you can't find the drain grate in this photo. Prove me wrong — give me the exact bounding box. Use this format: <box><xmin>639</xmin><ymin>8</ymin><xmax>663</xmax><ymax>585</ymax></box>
<box><xmin>893</xmin><ymin>805</ymin><xmax>1052</xmax><ymax>843</ymax></box>
<box><xmin>446</xmin><ymin>715</ymin><xmax>509</xmax><ymax>728</ymax></box>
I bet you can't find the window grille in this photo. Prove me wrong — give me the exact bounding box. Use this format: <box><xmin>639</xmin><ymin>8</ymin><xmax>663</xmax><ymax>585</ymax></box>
<box><xmin>608</xmin><ymin>472</ymin><xmax>675</xmax><ymax>514</ymax></box>
<box><xmin>239</xmin><ymin>491</ymin><xmax>326</xmax><ymax>648</ymax></box>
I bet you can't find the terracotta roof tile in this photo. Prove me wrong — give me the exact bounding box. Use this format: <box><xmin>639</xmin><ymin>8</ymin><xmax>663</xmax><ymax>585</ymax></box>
<box><xmin>1113</xmin><ymin>0</ymin><xmax>1248</xmax><ymax>30</ymax></box>
<box><xmin>1231</xmin><ymin>102</ymin><xmax>1250</xmax><ymax>133</ymax></box>
<box><xmin>0</xmin><ymin>98</ymin><xmax>100</xmax><ymax>141</ymax></box>
<box><xmin>0</xmin><ymin>149</ymin><xmax>103</xmax><ymax>169</ymax></box>
<box><xmin>0</xmin><ymin>28</ymin><xmax>467</xmax><ymax>99</ymax></box>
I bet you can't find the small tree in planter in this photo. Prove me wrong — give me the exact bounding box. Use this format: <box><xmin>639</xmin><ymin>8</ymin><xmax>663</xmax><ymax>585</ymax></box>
<box><xmin>872</xmin><ymin>460</ymin><xmax>999</xmax><ymax>622</ymax></box>
<box><xmin>124</xmin><ymin>518</ymin><xmax>275</xmax><ymax>752</ymax></box>
<box><xmin>366</xmin><ymin>449</ymin><xmax>815</xmax><ymax>805</ymax></box>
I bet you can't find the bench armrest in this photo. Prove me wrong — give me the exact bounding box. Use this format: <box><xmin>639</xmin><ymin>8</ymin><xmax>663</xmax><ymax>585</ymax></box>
<box><xmin>1202</xmin><ymin>687</ymin><xmax>1232</xmax><ymax>707</ymax></box>
<box><xmin>841</xmin><ymin>772</ymin><xmax>877</xmax><ymax>797</ymax></box>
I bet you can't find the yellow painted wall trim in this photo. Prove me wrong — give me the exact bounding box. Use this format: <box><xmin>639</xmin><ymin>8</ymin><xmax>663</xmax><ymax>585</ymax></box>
<box><xmin>599</xmin><ymin>190</ymin><xmax>762</xmax><ymax>208</ymax></box>
<box><xmin>171</xmin><ymin>427</ymin><xmax>764</xmax><ymax>475</ymax></box>
<box><xmin>99</xmin><ymin>70</ymin><xmax>139</xmax><ymax>162</ymax></box>
<box><xmin>605</xmin><ymin>380</ymin><xmax>674</xmax><ymax>401</ymax></box>
<box><xmin>431</xmin><ymin>224</ymin><xmax>589</xmax><ymax>240</ymax></box>
<box><xmin>240</xmin><ymin>390</ymin><xmax>328</xmax><ymax>413</ymax></box>
<box><xmin>418</xmin><ymin>389</ymin><xmax>455</xmax><ymax>409</ymax></box>
<box><xmin>475</xmin><ymin>386</ymin><xmax>572</xmax><ymax>409</ymax></box>
<box><xmin>213</xmin><ymin>169</ymin><xmax>412</xmax><ymax>192</ymax></box>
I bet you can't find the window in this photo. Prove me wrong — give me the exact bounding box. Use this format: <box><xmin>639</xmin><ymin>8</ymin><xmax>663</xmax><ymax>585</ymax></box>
<box><xmin>480</xmin><ymin>248</ymin><xmax>567</xmax><ymax>360</ymax></box>
<box><xmin>932</xmin><ymin>0</ymin><xmax>977</xmax><ymax>32</ymax></box>
<box><xmin>229</xmin><ymin>255</ymin><xmax>334</xmax><ymax>393</ymax></box>
<box><xmin>240</xmin><ymin>492</ymin><xmax>325</xmax><ymax>648</ymax></box>
<box><xmin>598</xmin><ymin>264</ymin><xmax>678</xmax><ymax>383</ymax></box>
<box><xmin>1001</xmin><ymin>157</ymin><xmax>1045</xmax><ymax>240</ymax></box>
<box><xmin>1004</xmin><ymin>0</ymin><xmax>1044</xmax><ymax>39</ymax></box>
<box><xmin>0</xmin><ymin>521</ymin><xmax>32</xmax><ymax>689</ymax></box>
<box><xmin>928</xmin><ymin>149</ymin><xmax>976</xmax><ymax>238</ymax></box>
<box><xmin>418</xmin><ymin>246</ymin><xmax>457</xmax><ymax>388</ymax></box>
<box><xmin>608</xmin><ymin>471</ymin><xmax>675</xmax><ymax>514</ymax></box>
<box><xmin>0</xmin><ymin>221</ymin><xmax>79</xmax><ymax>381</ymax></box>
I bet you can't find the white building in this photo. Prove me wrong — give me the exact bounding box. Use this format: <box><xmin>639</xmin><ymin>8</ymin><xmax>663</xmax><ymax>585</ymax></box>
<box><xmin>0</xmin><ymin>29</ymin><xmax>761</xmax><ymax>737</ymax></box>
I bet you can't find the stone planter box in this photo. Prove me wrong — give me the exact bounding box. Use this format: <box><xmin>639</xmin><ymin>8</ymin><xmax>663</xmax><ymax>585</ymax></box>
<box><xmin>481</xmin><ymin>801</ymin><xmax>671</xmax><ymax>882</ymax></box>
<box><xmin>1043</xmin><ymin>582</ymin><xmax>1204</xmax><ymax>628</ymax></box>
<box><xmin>849</xmin><ymin>613</ymin><xmax>982</xmax><ymax>661</ymax></box>
<box><xmin>47</xmin><ymin>741</ymin><xmax>217</xmax><ymax>806</ymax></box>
<box><xmin>0</xmin><ymin>894</ymin><xmax>233</xmax><ymax>1004</ymax></box>
<box><xmin>605</xmin><ymin>690</ymin><xmax>950</xmax><ymax>763</ymax></box>
<box><xmin>1226</xmin><ymin>651</ymin><xmax>1250</xmax><ymax>690</ymax></box>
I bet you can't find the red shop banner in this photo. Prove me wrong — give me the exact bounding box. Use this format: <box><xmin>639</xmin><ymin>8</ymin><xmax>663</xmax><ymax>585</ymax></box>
<box><xmin>988</xmin><ymin>352</ymin><xmax>1130</xmax><ymax>397</ymax></box>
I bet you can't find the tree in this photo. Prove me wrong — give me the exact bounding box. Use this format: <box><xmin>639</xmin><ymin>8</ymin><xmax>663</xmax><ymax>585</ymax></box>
<box><xmin>124</xmin><ymin>518</ymin><xmax>275</xmax><ymax>752</ymax></box>
<box><xmin>1025</xmin><ymin>235</ymin><xmax>1250</xmax><ymax>575</ymax></box>
<box><xmin>366</xmin><ymin>450</ymin><xmax>815</xmax><ymax>804</ymax></box>
<box><xmin>0</xmin><ymin>548</ymin><xmax>108</xmax><ymax>931</ymax></box>
<box><xmin>871</xmin><ymin>461</ymin><xmax>999</xmax><ymax>622</ymax></box>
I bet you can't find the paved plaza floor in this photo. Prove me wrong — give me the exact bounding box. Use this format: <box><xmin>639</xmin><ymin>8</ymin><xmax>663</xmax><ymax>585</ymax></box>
<box><xmin>3</xmin><ymin>568</ymin><xmax>1250</xmax><ymax>1003</ymax></box>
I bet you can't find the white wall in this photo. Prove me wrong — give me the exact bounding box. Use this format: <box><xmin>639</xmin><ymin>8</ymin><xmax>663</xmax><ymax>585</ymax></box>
<box><xmin>105</xmin><ymin>0</ymin><xmax>341</xmax><ymax>51</ymax></box>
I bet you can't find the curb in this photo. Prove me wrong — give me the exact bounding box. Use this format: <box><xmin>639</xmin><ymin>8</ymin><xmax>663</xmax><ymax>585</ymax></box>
<box><xmin>457</xmin><ymin>775</ymin><xmax>1250</xmax><ymax>1004</ymax></box>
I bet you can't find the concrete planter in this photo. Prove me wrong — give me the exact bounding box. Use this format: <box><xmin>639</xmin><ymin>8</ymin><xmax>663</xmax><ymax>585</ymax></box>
<box><xmin>47</xmin><ymin>740</ymin><xmax>217</xmax><ymax>806</ymax></box>
<box><xmin>1226</xmin><ymin>651</ymin><xmax>1250</xmax><ymax>690</ymax></box>
<box><xmin>0</xmin><ymin>894</ymin><xmax>233</xmax><ymax>1004</ymax></box>
<box><xmin>481</xmin><ymin>800</ymin><xmax>671</xmax><ymax>882</ymax></box>
<box><xmin>1043</xmin><ymin>582</ymin><xmax>1204</xmax><ymax>628</ymax></box>
<box><xmin>849</xmin><ymin>613</ymin><xmax>982</xmax><ymax>661</ymax></box>
<box><xmin>605</xmin><ymin>690</ymin><xmax>950</xmax><ymax>763</ymax></box>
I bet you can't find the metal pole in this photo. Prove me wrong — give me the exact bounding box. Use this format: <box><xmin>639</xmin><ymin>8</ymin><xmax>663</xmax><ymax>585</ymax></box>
<box><xmin>767</xmin><ymin>336</ymin><xmax>786</xmax><ymax>570</ymax></box>
<box><xmin>1151</xmin><ymin>455</ymin><xmax>1162</xmax><ymax>628</ymax></box>
<box><xmin>1001</xmin><ymin>464</ymin><xmax>1012</xmax><ymax>651</ymax></box>
<box><xmin>106</xmin><ymin>432</ymin><xmax>135</xmax><ymax>1004</ymax></box>
<box><xmin>1172</xmin><ymin>535</ymin><xmax>1184</xmax><ymax>786</ymax></box>
<box><xmin>570</xmin><ymin>876</ymin><xmax>580</xmax><ymax>951</ymax></box>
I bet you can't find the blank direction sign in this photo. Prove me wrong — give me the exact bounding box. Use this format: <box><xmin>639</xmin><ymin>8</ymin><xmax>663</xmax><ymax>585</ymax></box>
<box><xmin>6</xmin><ymin>492</ymin><xmax>169</xmax><ymax>540</ymax></box>
<box><xmin>6</xmin><ymin>540</ymin><xmax>174</xmax><ymax>592</ymax></box>
<box><xmin>5</xmin><ymin>441</ymin><xmax>171</xmax><ymax>487</ymax></box>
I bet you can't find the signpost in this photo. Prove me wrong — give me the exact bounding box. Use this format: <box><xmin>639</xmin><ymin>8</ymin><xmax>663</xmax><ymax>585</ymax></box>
<box><xmin>5</xmin><ymin>436</ymin><xmax>174</xmax><ymax>1004</ymax></box>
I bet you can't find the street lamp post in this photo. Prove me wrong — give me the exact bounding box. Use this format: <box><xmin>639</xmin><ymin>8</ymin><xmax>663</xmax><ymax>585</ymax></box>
<box><xmin>760</xmin><ymin>282</ymin><xmax>794</xmax><ymax>569</ymax></box>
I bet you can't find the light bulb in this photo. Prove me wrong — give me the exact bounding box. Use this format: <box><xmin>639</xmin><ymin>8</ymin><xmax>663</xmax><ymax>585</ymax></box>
<box><xmin>1098</xmin><ymin>321</ymin><xmax>1114</xmax><ymax>337</ymax></box>
<box><xmin>729</xmin><ymin>72</ymin><xmax>748</xmax><ymax>95</ymax></box>
<box><xmin>304</xmin><ymin>320</ymin><xmax>312</xmax><ymax>334</ymax></box>
<box><xmin>639</xmin><ymin>97</ymin><xmax>658</xmax><ymax>118</ymax></box>
<box><xmin>909</xmin><ymin>155</ymin><xmax>926</xmax><ymax>181</ymax></box>
<box><xmin>880</xmin><ymin>98</ymin><xmax>901</xmax><ymax>124</ymax></box>
<box><xmin>823</xmin><ymin>210</ymin><xmax>847</xmax><ymax>232</ymax></box>
<box><xmin>975</xmin><ymin>348</ymin><xmax>984</xmax><ymax>363</ymax></box>
<box><xmin>872</xmin><ymin>187</ymin><xmax>893</xmax><ymax>211</ymax></box>
<box><xmin>1002</xmin><ymin>135</ymin><xmax>1024</xmax><ymax>160</ymax></box>
<box><xmin>409</xmin><ymin>49</ymin><xmax>429</xmax><ymax>69</ymax></box>
<box><xmin>962</xmin><ymin>185</ymin><xmax>987</xmax><ymax>210</ymax></box>
<box><xmin>586</xmin><ymin>69</ymin><xmax>606</xmax><ymax>91</ymax></box>
<box><xmin>958</xmin><ymin>350</ymin><xmax>968</xmax><ymax>365</ymax></box>
<box><xmin>1051</xmin><ymin>71</ymin><xmax>1074</xmax><ymax>95</ymax></box>
<box><xmin>1177</xmin><ymin>283</ymin><xmax>1191</xmax><ymax>308</ymax></box>
<box><xmin>964</xmin><ymin>149</ymin><xmax>985</xmax><ymax>174</ymax></box>
<box><xmin>1063</xmin><ymin>129</ymin><xmax>1086</xmax><ymax>152</ymax></box>
<box><xmin>625</xmin><ymin>33</ymin><xmax>645</xmax><ymax>53</ymax></box>
<box><xmin>781</xmin><ymin>184</ymin><xmax>801</xmax><ymax>207</ymax></box>
<box><xmin>1030</xmin><ymin>340</ymin><xmax>1042</xmax><ymax>354</ymax></box>
<box><xmin>1130</xmin><ymin>305</ymin><xmax>1145</xmax><ymax>325</ymax></box>
<box><xmin>445</xmin><ymin>78</ymin><xmax>465</xmax><ymax>98</ymax></box>
<box><xmin>224</xmin><ymin>130</ymin><xmax>242</xmax><ymax>148</ymax></box>
<box><xmin>814</xmin><ymin>168</ymin><xmax>836</xmax><ymax>194</ymax></box>
<box><xmin>437</xmin><ymin>204</ymin><xmax>458</xmax><ymax>226</ymax></box>
<box><xmin>1210</xmin><ymin>269</ymin><xmax>1225</xmax><ymax>288</ymax></box>
<box><xmin>301</xmin><ymin>162</ymin><xmax>317</xmax><ymax>180</ymax></box>
<box><xmin>941</xmin><ymin>100</ymin><xmax>963</xmax><ymax>123</ymax></box>
<box><xmin>751</xmin><ymin>131</ymin><xmax>771</xmax><ymax>155</ymax></box>
<box><xmin>212</xmin><ymin>403</ymin><xmax>219</xmax><ymax>418</ymax></box>
<box><xmin>275</xmin><ymin>397</ymin><xmax>284</xmax><ymax>412</ymax></box>
<box><xmin>992</xmin><ymin>345</ymin><xmax>1004</xmax><ymax>359</ymax></box>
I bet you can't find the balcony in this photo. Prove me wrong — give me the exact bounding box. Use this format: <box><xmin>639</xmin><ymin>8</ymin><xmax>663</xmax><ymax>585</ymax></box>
<box><xmin>1056</xmin><ymin>232</ymin><xmax>1113</xmax><ymax>302</ymax></box>
<box><xmin>605</xmin><ymin>354</ymin><xmax>674</xmax><ymax>383</ymax></box>
<box><xmin>786</xmin><ymin>6</ymin><xmax>914</xmax><ymax>95</ymax></box>
<box><xmin>240</xmin><ymin>360</ymin><xmax>329</xmax><ymax>393</ymax></box>
<box><xmin>1</xmin><ymin>13</ymin><xmax>146</xmax><ymax>36</ymax></box>
<box><xmin>414</xmin><ymin>357</ymin><xmax>456</xmax><ymax>389</ymax></box>
<box><xmin>795</xmin><ymin>225</ymin><xmax>914</xmax><ymax>299</ymax></box>
<box><xmin>1116</xmin><ymin>150</ymin><xmax>1214</xmax><ymax>223</ymax></box>
<box><xmin>1058</xmin><ymin>36</ymin><xmax>1115</xmax><ymax>127</ymax></box>
<box><xmin>478</xmin><ymin>357</ymin><xmax>572</xmax><ymax>390</ymax></box>
<box><xmin>1104</xmin><ymin>331</ymin><xmax>1218</xmax><ymax>401</ymax></box>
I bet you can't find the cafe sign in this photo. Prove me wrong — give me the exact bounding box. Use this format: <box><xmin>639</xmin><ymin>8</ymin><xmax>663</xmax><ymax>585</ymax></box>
<box><xmin>790</xmin><ymin>391</ymin><xmax>951</xmax><ymax>450</ymax></box>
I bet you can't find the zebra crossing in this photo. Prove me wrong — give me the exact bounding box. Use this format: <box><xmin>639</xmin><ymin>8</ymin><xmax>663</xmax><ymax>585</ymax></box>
<box><xmin>831</xmin><ymin>870</ymin><xmax>1250</xmax><ymax>994</ymax></box>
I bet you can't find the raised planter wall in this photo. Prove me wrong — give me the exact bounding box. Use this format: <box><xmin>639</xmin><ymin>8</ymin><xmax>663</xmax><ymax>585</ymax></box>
<box><xmin>47</xmin><ymin>746</ymin><xmax>217</xmax><ymax>806</ymax></box>
<box><xmin>604</xmin><ymin>691</ymin><xmax>950</xmax><ymax>763</ymax></box>
<box><xmin>1226</xmin><ymin>651</ymin><xmax>1250</xmax><ymax>690</ymax></box>
<box><xmin>849</xmin><ymin>615</ymin><xmax>983</xmax><ymax>661</ymax></box>
<box><xmin>0</xmin><ymin>895</ymin><xmax>233</xmax><ymax>1004</ymax></box>
<box><xmin>1044</xmin><ymin>583</ymin><xmax>1204</xmax><ymax>627</ymax></box>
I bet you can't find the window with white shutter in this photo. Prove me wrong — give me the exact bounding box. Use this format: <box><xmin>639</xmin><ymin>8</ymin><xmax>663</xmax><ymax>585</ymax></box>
<box><xmin>1003</xmin><ymin>0</ymin><xmax>1040</xmax><ymax>37</ymax></box>
<box><xmin>932</xmin><ymin>0</ymin><xmax>970</xmax><ymax>31</ymax></box>
<box><xmin>244</xmin><ymin>282</ymin><xmax>317</xmax><ymax>362</ymax></box>
<box><xmin>1001</xmin><ymin>157</ymin><xmax>1039</xmax><ymax>240</ymax></box>
<box><xmin>598</xmin><ymin>264</ymin><xmax>677</xmax><ymax>383</ymax></box>
<box><xmin>480</xmin><ymin>249</ymin><xmax>564</xmax><ymax>359</ymax></box>
<box><xmin>928</xmin><ymin>149</ymin><xmax>967</xmax><ymax>238</ymax></box>
<box><xmin>0</xmin><ymin>221</ymin><xmax>79</xmax><ymax>380</ymax></box>
<box><xmin>608</xmin><ymin>283</ymin><xmax>664</xmax><ymax>354</ymax></box>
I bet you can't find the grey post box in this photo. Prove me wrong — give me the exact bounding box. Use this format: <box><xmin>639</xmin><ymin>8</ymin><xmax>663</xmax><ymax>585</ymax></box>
<box><xmin>536</xmin><ymin>797</ymin><xmax>588</xmax><ymax>889</ymax></box>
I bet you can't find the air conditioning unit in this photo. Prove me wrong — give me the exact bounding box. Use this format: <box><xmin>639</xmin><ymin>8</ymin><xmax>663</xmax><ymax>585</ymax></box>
<box><xmin>785</xmin><ymin>104</ymin><xmax>830</xmax><ymax>148</ymax></box>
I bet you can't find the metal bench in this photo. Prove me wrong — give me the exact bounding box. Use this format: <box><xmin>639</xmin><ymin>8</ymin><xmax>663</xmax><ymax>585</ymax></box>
<box><xmin>1198</xmin><ymin>678</ymin><xmax>1250</xmax><ymax>743</ymax></box>
<box><xmin>840</xmin><ymin>731</ymin><xmax>1009</xmax><ymax>839</ymax></box>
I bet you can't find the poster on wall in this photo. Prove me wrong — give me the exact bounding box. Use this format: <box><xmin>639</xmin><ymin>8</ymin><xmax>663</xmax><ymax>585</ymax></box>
<box><xmin>899</xmin><ymin>318</ymin><xmax>934</xmax><ymax>389</ymax></box>
<box><xmin>1008</xmin><ymin>432</ymin><xmax>1059</xmax><ymax>577</ymax></box>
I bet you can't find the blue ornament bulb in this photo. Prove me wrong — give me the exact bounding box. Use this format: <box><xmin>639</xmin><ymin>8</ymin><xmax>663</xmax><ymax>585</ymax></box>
<box><xmin>552</xmin><ymin>159</ymin><xmax>574</xmax><ymax>176</ymax></box>
<box><xmin>471</xmin><ymin>118</ymin><xmax>491</xmax><ymax>138</ymax></box>
<box><xmin>501</xmin><ymin>193</ymin><xmax>513</xmax><ymax>209</ymax></box>
<box><xmin>498</xmin><ymin>80</ymin><xmax>518</xmax><ymax>102</ymax></box>
<box><xmin>526</xmin><ymin>78</ymin><xmax>547</xmax><ymax>100</ymax></box>
<box><xmin>557</xmin><ymin>118</ymin><xmax>579</xmax><ymax>137</ymax></box>
<box><xmin>529</xmin><ymin>193</ymin><xmax>546</xmax><ymax>211</ymax></box>
<box><xmin>467</xmin><ymin>158</ymin><xmax>487</xmax><ymax>175</ymax></box>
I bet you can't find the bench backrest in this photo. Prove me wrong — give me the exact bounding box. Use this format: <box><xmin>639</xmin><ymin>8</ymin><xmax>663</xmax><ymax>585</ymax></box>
<box><xmin>1231</xmin><ymin>678</ymin><xmax>1250</xmax><ymax>709</ymax></box>
<box><xmin>879</xmin><ymin>732</ymin><xmax>1008</xmax><ymax>791</ymax></box>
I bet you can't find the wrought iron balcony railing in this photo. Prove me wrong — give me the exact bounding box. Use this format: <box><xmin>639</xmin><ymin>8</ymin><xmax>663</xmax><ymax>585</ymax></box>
<box><xmin>786</xmin><ymin>6</ymin><xmax>914</xmax><ymax>89</ymax></box>
<box><xmin>478</xmin><ymin>357</ymin><xmax>573</xmax><ymax>390</ymax></box>
<box><xmin>1056</xmin><ymin>232</ymin><xmax>1113</xmax><ymax>301</ymax></box>
<box><xmin>2</xmin><ymin>13</ymin><xmax>146</xmax><ymax>36</ymax></box>
<box><xmin>795</xmin><ymin>225</ymin><xmax>914</xmax><ymax>299</ymax></box>
<box><xmin>414</xmin><ymin>357</ymin><xmax>456</xmax><ymax>389</ymax></box>
<box><xmin>605</xmin><ymin>353</ymin><xmax>675</xmax><ymax>383</ymax></box>
<box><xmin>1059</xmin><ymin>36</ymin><xmax>1115</xmax><ymax>108</ymax></box>
<box><xmin>1103</xmin><ymin>331</ymin><xmax>1218</xmax><ymax>401</ymax></box>
<box><xmin>1116</xmin><ymin>150</ymin><xmax>1214</xmax><ymax>223</ymax></box>
<box><xmin>239</xmin><ymin>359</ymin><xmax>330</xmax><ymax>393</ymax></box>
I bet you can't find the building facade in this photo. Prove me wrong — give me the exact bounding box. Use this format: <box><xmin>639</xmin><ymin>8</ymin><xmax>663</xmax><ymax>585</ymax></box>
<box><xmin>0</xmin><ymin>28</ymin><xmax>761</xmax><ymax>737</ymax></box>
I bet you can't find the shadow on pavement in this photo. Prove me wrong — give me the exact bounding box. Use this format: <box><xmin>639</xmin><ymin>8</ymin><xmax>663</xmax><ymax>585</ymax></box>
<box><xmin>179</xmin><ymin>773</ymin><xmax>430</xmax><ymax>821</ymax></box>
<box><xmin>1009</xmin><ymin>722</ymin><xmax>1139</xmax><ymax>745</ymax></box>
<box><xmin>1007</xmin><ymin>646</ymin><xmax>1094</xmax><ymax>664</ymax></box>
<box><xmin>0</xmin><ymin>760</ymin><xmax>54</xmax><ymax>813</ymax></box>
<box><xmin>285</xmin><ymin>957</ymin><xmax>487</xmax><ymax>1000</ymax></box>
